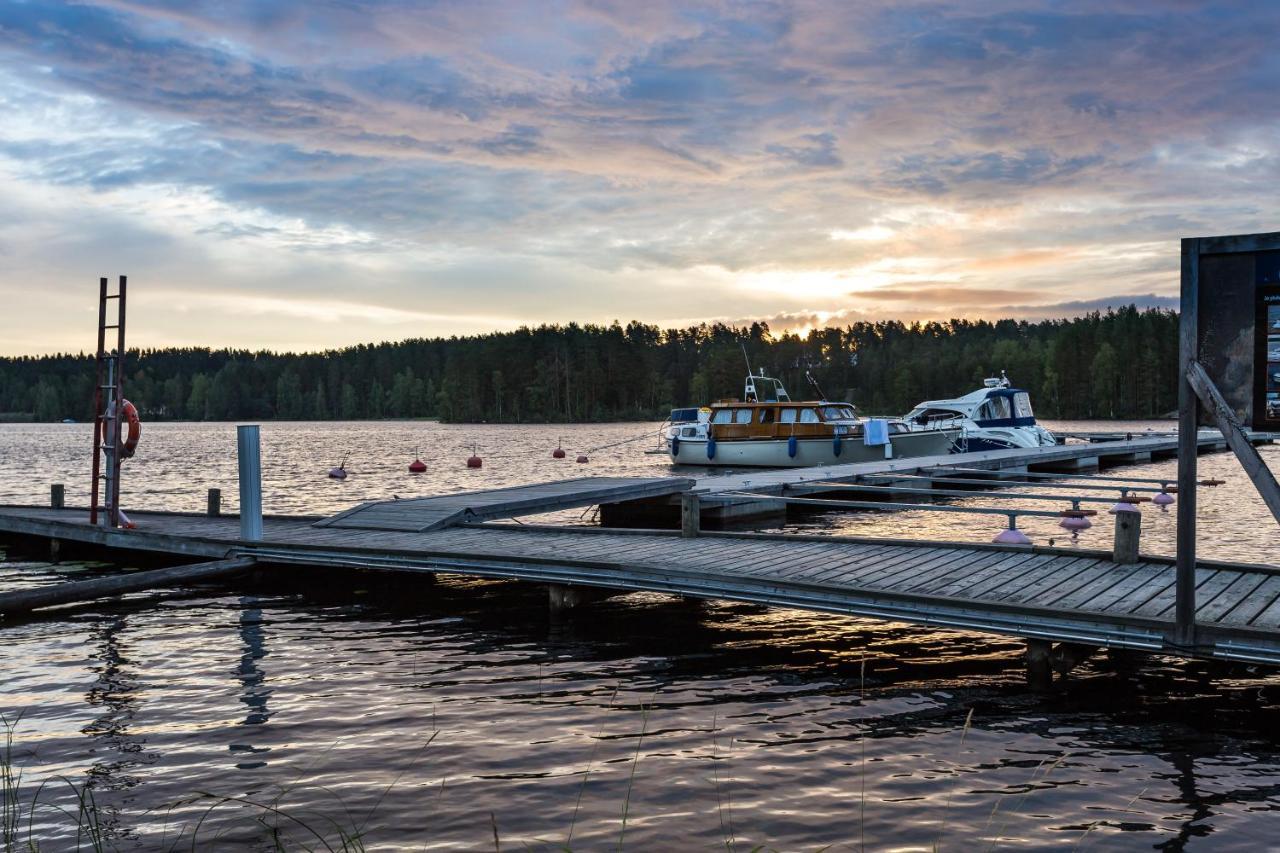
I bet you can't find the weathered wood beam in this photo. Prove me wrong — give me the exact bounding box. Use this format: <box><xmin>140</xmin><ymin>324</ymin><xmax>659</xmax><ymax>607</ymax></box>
<box><xmin>1186</xmin><ymin>360</ymin><xmax>1280</xmax><ymax>525</ymax></box>
<box><xmin>0</xmin><ymin>556</ymin><xmax>256</xmax><ymax>617</ymax></box>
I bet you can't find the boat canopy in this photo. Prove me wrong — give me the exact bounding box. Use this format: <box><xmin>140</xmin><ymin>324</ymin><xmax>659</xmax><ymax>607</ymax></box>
<box><xmin>906</xmin><ymin>383</ymin><xmax>1039</xmax><ymax>428</ymax></box>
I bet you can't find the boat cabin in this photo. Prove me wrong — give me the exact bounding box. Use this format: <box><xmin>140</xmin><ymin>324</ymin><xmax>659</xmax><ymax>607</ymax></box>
<box><xmin>707</xmin><ymin>401</ymin><xmax>902</xmax><ymax>441</ymax></box>
<box><xmin>905</xmin><ymin>375</ymin><xmax>1039</xmax><ymax>429</ymax></box>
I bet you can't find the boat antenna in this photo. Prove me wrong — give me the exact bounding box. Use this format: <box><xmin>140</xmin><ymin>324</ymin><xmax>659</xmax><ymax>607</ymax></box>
<box><xmin>805</xmin><ymin>367</ymin><xmax>828</xmax><ymax>401</ymax></box>
<box><xmin>740</xmin><ymin>342</ymin><xmax>754</xmax><ymax>376</ymax></box>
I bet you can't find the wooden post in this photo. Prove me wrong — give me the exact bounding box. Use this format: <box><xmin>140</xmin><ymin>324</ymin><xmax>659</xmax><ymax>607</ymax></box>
<box><xmin>1175</xmin><ymin>237</ymin><xmax>1198</xmax><ymax>647</ymax></box>
<box><xmin>1025</xmin><ymin>639</ymin><xmax>1052</xmax><ymax>690</ymax></box>
<box><xmin>547</xmin><ymin>583</ymin><xmax>610</xmax><ymax>615</ymax></box>
<box><xmin>1186</xmin><ymin>361</ymin><xmax>1280</xmax><ymax>523</ymax></box>
<box><xmin>207</xmin><ymin>488</ymin><xmax>222</xmax><ymax>517</ymax></box>
<box><xmin>237</xmin><ymin>425</ymin><xmax>262</xmax><ymax>541</ymax></box>
<box><xmin>0</xmin><ymin>557</ymin><xmax>256</xmax><ymax>616</ymax></box>
<box><xmin>681</xmin><ymin>492</ymin><xmax>700</xmax><ymax>538</ymax></box>
<box><xmin>50</xmin><ymin>484</ymin><xmax>64</xmax><ymax>509</ymax></box>
<box><xmin>1112</xmin><ymin>509</ymin><xmax>1141</xmax><ymax>564</ymax></box>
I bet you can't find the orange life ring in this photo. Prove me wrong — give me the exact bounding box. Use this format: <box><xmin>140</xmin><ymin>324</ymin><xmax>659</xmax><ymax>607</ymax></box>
<box><xmin>120</xmin><ymin>399</ymin><xmax>141</xmax><ymax>459</ymax></box>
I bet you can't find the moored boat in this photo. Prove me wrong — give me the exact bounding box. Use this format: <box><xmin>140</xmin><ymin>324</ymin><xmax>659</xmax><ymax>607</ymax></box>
<box><xmin>902</xmin><ymin>373</ymin><xmax>1056</xmax><ymax>451</ymax></box>
<box><xmin>668</xmin><ymin>372</ymin><xmax>959</xmax><ymax>467</ymax></box>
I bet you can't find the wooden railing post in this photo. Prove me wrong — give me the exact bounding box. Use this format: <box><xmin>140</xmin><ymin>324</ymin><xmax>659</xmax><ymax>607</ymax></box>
<box><xmin>1113</xmin><ymin>509</ymin><xmax>1141</xmax><ymax>564</ymax></box>
<box><xmin>207</xmin><ymin>488</ymin><xmax>222</xmax><ymax>518</ymax></box>
<box><xmin>50</xmin><ymin>484</ymin><xmax>64</xmax><ymax>509</ymax></box>
<box><xmin>681</xmin><ymin>492</ymin><xmax>700</xmax><ymax>538</ymax></box>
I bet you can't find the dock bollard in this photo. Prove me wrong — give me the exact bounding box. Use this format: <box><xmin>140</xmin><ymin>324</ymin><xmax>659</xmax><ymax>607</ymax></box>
<box><xmin>207</xmin><ymin>488</ymin><xmax>221</xmax><ymax>518</ymax></box>
<box><xmin>50</xmin><ymin>484</ymin><xmax>64</xmax><ymax>509</ymax></box>
<box><xmin>237</xmin><ymin>425</ymin><xmax>262</xmax><ymax>541</ymax></box>
<box><xmin>1112</xmin><ymin>508</ymin><xmax>1141</xmax><ymax>564</ymax></box>
<box><xmin>681</xmin><ymin>492</ymin><xmax>701</xmax><ymax>538</ymax></box>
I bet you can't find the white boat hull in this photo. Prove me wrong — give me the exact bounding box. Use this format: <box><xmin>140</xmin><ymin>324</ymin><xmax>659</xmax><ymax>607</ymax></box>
<box><xmin>669</xmin><ymin>430</ymin><xmax>959</xmax><ymax>467</ymax></box>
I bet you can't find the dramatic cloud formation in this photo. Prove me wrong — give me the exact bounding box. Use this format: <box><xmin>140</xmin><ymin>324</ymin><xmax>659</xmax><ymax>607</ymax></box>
<box><xmin>1</xmin><ymin>1</ymin><xmax>1277</xmax><ymax>353</ymax></box>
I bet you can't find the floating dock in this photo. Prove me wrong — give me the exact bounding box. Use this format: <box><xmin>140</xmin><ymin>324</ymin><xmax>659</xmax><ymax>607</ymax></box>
<box><xmin>605</xmin><ymin>430</ymin><xmax>1264</xmax><ymax>525</ymax></box>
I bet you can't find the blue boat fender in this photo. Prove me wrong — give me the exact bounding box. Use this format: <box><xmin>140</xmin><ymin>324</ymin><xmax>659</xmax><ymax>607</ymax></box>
<box><xmin>706</xmin><ymin>437</ymin><xmax>717</xmax><ymax>459</ymax></box>
<box><xmin>787</xmin><ymin>435</ymin><xmax>798</xmax><ymax>458</ymax></box>
<box><xmin>833</xmin><ymin>435</ymin><xmax>842</xmax><ymax>457</ymax></box>
<box><xmin>671</xmin><ymin>435</ymin><xmax>680</xmax><ymax>456</ymax></box>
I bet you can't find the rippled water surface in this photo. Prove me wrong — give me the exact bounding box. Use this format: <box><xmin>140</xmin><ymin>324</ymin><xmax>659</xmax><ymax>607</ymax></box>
<box><xmin>2</xmin><ymin>420</ymin><xmax>1279</xmax><ymax>850</ymax></box>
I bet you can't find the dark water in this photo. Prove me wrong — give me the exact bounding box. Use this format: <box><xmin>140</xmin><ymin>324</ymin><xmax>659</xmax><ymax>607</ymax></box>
<box><xmin>2</xmin><ymin>421</ymin><xmax>1279</xmax><ymax>849</ymax></box>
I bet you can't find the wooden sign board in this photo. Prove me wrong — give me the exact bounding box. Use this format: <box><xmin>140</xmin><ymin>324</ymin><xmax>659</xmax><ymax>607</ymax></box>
<box><xmin>1183</xmin><ymin>232</ymin><xmax>1280</xmax><ymax>430</ymax></box>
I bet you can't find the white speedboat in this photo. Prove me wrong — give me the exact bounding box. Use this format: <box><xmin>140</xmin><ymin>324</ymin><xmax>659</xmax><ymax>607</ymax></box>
<box><xmin>667</xmin><ymin>371</ymin><xmax>959</xmax><ymax>467</ymax></box>
<box><xmin>902</xmin><ymin>373</ymin><xmax>1056</xmax><ymax>451</ymax></box>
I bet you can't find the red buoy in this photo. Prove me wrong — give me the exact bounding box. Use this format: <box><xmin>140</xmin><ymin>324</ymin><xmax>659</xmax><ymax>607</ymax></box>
<box><xmin>328</xmin><ymin>466</ymin><xmax>347</xmax><ymax>479</ymax></box>
<box><xmin>552</xmin><ymin>437</ymin><xmax>566</xmax><ymax>458</ymax></box>
<box><xmin>466</xmin><ymin>444</ymin><xmax>482</xmax><ymax>468</ymax></box>
<box><xmin>409</xmin><ymin>459</ymin><xmax>427</xmax><ymax>473</ymax></box>
<box><xmin>576</xmin><ymin>454</ymin><xmax>588</xmax><ymax>464</ymax></box>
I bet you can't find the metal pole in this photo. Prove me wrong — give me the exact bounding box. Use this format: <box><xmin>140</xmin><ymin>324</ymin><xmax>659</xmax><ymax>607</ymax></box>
<box><xmin>102</xmin><ymin>355</ymin><xmax>118</xmax><ymax>528</ymax></box>
<box><xmin>237</xmin><ymin>425</ymin><xmax>263</xmax><ymax>541</ymax></box>
<box><xmin>1175</xmin><ymin>238</ymin><xmax>1199</xmax><ymax>646</ymax></box>
<box><xmin>112</xmin><ymin>275</ymin><xmax>126</xmax><ymax>527</ymax></box>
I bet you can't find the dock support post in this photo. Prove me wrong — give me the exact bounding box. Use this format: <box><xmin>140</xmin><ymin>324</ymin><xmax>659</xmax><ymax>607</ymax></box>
<box><xmin>1025</xmin><ymin>639</ymin><xmax>1052</xmax><ymax>690</ymax></box>
<box><xmin>49</xmin><ymin>484</ymin><xmax>65</xmax><ymax>562</ymax></box>
<box><xmin>681</xmin><ymin>492</ymin><xmax>700</xmax><ymax>538</ymax></box>
<box><xmin>237</xmin><ymin>425</ymin><xmax>262</xmax><ymax>541</ymax></box>
<box><xmin>547</xmin><ymin>583</ymin><xmax>611</xmax><ymax>616</ymax></box>
<box><xmin>207</xmin><ymin>488</ymin><xmax>222</xmax><ymax>518</ymax></box>
<box><xmin>1112</xmin><ymin>509</ymin><xmax>1141</xmax><ymax>564</ymax></box>
<box><xmin>1175</xmin><ymin>239</ymin><xmax>1198</xmax><ymax>647</ymax></box>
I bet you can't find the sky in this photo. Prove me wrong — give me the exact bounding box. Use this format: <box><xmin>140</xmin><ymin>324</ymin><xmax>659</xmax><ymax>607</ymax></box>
<box><xmin>1</xmin><ymin>0</ymin><xmax>1277</xmax><ymax>355</ymax></box>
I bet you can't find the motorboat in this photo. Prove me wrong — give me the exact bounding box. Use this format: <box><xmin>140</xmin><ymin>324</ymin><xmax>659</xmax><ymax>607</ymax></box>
<box><xmin>667</xmin><ymin>371</ymin><xmax>959</xmax><ymax>467</ymax></box>
<box><xmin>902</xmin><ymin>373</ymin><xmax>1056</xmax><ymax>451</ymax></box>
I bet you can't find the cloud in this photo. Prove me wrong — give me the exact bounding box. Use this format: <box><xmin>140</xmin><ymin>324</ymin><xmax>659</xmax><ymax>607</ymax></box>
<box><xmin>1</xmin><ymin>0</ymin><xmax>1278</xmax><ymax>353</ymax></box>
<box><xmin>852</xmin><ymin>286</ymin><xmax>1035</xmax><ymax>305</ymax></box>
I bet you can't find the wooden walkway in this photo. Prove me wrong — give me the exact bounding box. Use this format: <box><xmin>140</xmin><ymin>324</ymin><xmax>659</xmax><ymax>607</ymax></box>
<box><xmin>692</xmin><ymin>432</ymin><xmax>1236</xmax><ymax>498</ymax></box>
<box><xmin>3</xmin><ymin>505</ymin><xmax>1279</xmax><ymax>666</ymax></box>
<box><xmin>315</xmin><ymin>476</ymin><xmax>693</xmax><ymax>532</ymax></box>
<box><xmin>670</xmin><ymin>431</ymin><xmax>1275</xmax><ymax>521</ymax></box>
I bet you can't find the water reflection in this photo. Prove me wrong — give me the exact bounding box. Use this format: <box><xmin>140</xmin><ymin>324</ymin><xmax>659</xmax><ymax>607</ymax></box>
<box><xmin>229</xmin><ymin>598</ymin><xmax>272</xmax><ymax>769</ymax></box>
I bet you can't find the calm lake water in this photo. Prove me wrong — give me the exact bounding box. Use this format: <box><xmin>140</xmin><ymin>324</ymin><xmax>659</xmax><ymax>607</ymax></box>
<box><xmin>1</xmin><ymin>420</ymin><xmax>1279</xmax><ymax>850</ymax></box>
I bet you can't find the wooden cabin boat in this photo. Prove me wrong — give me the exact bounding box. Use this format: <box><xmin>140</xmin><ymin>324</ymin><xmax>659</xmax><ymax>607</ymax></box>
<box><xmin>667</xmin><ymin>372</ymin><xmax>959</xmax><ymax>467</ymax></box>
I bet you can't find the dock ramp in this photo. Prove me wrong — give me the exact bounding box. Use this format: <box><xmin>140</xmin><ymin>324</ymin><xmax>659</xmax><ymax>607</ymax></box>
<box><xmin>313</xmin><ymin>476</ymin><xmax>694</xmax><ymax>532</ymax></box>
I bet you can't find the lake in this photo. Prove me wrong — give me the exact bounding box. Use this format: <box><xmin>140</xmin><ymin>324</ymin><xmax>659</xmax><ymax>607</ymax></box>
<box><xmin>1</xmin><ymin>420</ymin><xmax>1278</xmax><ymax>849</ymax></box>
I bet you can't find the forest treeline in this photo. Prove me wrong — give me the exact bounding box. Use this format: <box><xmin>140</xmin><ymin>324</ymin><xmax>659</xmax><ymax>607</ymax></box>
<box><xmin>0</xmin><ymin>306</ymin><xmax>1178</xmax><ymax>423</ymax></box>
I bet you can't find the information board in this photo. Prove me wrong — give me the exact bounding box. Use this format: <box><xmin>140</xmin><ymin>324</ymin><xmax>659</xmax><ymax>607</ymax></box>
<box><xmin>1259</xmin><ymin>252</ymin><xmax>1280</xmax><ymax>429</ymax></box>
<box><xmin>1187</xmin><ymin>233</ymin><xmax>1280</xmax><ymax>430</ymax></box>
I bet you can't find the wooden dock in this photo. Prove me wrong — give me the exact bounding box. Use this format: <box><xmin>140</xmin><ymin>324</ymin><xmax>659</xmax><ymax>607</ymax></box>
<box><xmin>3</xmin><ymin>432</ymin><xmax>1277</xmax><ymax>679</ymax></box>
<box><xmin>3</xmin><ymin>504</ymin><xmax>1280</xmax><ymax>668</ymax></box>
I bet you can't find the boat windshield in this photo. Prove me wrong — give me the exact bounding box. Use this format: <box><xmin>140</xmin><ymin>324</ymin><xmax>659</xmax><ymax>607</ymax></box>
<box><xmin>821</xmin><ymin>405</ymin><xmax>858</xmax><ymax>421</ymax></box>
<box><xmin>908</xmin><ymin>407</ymin><xmax>963</xmax><ymax>424</ymax></box>
<box><xmin>669</xmin><ymin>407</ymin><xmax>699</xmax><ymax>423</ymax></box>
<box><xmin>1013</xmin><ymin>392</ymin><xmax>1034</xmax><ymax>419</ymax></box>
